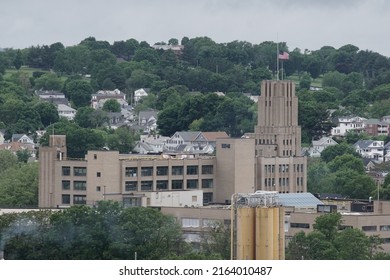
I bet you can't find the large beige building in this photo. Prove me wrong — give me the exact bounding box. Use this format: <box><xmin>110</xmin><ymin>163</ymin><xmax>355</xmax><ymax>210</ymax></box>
<box><xmin>39</xmin><ymin>80</ymin><xmax>307</xmax><ymax>208</ymax></box>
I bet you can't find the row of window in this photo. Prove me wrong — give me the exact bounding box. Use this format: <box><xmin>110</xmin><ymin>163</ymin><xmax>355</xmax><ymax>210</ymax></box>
<box><xmin>125</xmin><ymin>179</ymin><xmax>213</xmax><ymax>191</ymax></box>
<box><xmin>291</xmin><ymin>224</ymin><xmax>390</xmax><ymax>232</ymax></box>
<box><xmin>62</xmin><ymin>194</ymin><xmax>86</xmax><ymax>204</ymax></box>
<box><xmin>125</xmin><ymin>165</ymin><xmax>213</xmax><ymax>177</ymax></box>
<box><xmin>264</xmin><ymin>177</ymin><xmax>303</xmax><ymax>187</ymax></box>
<box><xmin>62</xmin><ymin>166</ymin><xmax>87</xmax><ymax>176</ymax></box>
<box><xmin>181</xmin><ymin>218</ymin><xmax>220</xmax><ymax>228</ymax></box>
<box><xmin>264</xmin><ymin>164</ymin><xmax>304</xmax><ymax>174</ymax></box>
<box><xmin>62</xmin><ymin>180</ymin><xmax>86</xmax><ymax>191</ymax></box>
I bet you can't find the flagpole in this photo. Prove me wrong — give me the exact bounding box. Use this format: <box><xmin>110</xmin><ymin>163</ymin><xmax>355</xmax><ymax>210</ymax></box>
<box><xmin>276</xmin><ymin>33</ymin><xmax>279</xmax><ymax>81</ymax></box>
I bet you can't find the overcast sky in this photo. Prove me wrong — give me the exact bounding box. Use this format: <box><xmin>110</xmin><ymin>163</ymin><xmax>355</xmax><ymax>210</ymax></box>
<box><xmin>1</xmin><ymin>0</ymin><xmax>390</xmax><ymax>56</ymax></box>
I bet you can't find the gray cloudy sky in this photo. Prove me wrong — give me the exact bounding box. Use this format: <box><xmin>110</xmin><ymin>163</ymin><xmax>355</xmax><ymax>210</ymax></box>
<box><xmin>2</xmin><ymin>0</ymin><xmax>390</xmax><ymax>56</ymax></box>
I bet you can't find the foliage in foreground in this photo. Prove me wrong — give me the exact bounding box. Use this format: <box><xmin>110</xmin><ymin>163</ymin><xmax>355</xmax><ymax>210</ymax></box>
<box><xmin>286</xmin><ymin>212</ymin><xmax>390</xmax><ymax>260</ymax></box>
<box><xmin>0</xmin><ymin>201</ymin><xmax>223</xmax><ymax>260</ymax></box>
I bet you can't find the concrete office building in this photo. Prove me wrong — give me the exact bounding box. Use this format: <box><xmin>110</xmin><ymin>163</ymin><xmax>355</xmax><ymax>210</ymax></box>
<box><xmin>39</xmin><ymin>80</ymin><xmax>306</xmax><ymax>208</ymax></box>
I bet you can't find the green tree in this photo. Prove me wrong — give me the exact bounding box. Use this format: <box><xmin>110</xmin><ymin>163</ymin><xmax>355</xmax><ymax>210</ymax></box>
<box><xmin>64</xmin><ymin>79</ymin><xmax>93</xmax><ymax>108</ymax></box>
<box><xmin>102</xmin><ymin>99</ymin><xmax>121</xmax><ymax>113</ymax></box>
<box><xmin>0</xmin><ymin>162</ymin><xmax>39</xmax><ymax>207</ymax></box>
<box><xmin>106</xmin><ymin>126</ymin><xmax>139</xmax><ymax>153</ymax></box>
<box><xmin>320</xmin><ymin>142</ymin><xmax>360</xmax><ymax>163</ymax></box>
<box><xmin>13</xmin><ymin>50</ymin><xmax>23</xmax><ymax>70</ymax></box>
<box><xmin>0</xmin><ymin>150</ymin><xmax>18</xmax><ymax>174</ymax></box>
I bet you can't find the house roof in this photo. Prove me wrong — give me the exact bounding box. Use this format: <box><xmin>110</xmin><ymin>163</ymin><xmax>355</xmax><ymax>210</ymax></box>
<box><xmin>139</xmin><ymin>110</ymin><xmax>158</xmax><ymax>120</ymax></box>
<box><xmin>354</xmin><ymin>140</ymin><xmax>375</xmax><ymax>149</ymax></box>
<box><xmin>175</xmin><ymin>131</ymin><xmax>202</xmax><ymax>142</ymax></box>
<box><xmin>312</xmin><ymin>136</ymin><xmax>337</xmax><ymax>146</ymax></box>
<box><xmin>201</xmin><ymin>131</ymin><xmax>229</xmax><ymax>141</ymax></box>
<box><xmin>57</xmin><ymin>104</ymin><xmax>76</xmax><ymax>112</ymax></box>
<box><xmin>11</xmin><ymin>134</ymin><xmax>29</xmax><ymax>142</ymax></box>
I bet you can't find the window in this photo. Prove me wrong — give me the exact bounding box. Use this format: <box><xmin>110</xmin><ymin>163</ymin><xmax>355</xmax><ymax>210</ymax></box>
<box><xmin>187</xmin><ymin>165</ymin><xmax>198</xmax><ymax>175</ymax></box>
<box><xmin>156</xmin><ymin>166</ymin><xmax>168</xmax><ymax>176</ymax></box>
<box><xmin>62</xmin><ymin>194</ymin><xmax>70</xmax><ymax>204</ymax></box>
<box><xmin>182</xmin><ymin>218</ymin><xmax>200</xmax><ymax>228</ymax></box>
<box><xmin>141</xmin><ymin>167</ymin><xmax>153</xmax><ymax>176</ymax></box>
<box><xmin>203</xmin><ymin>192</ymin><xmax>213</xmax><ymax>204</ymax></box>
<box><xmin>203</xmin><ymin>219</ymin><xmax>218</xmax><ymax>228</ymax></box>
<box><xmin>73</xmin><ymin>195</ymin><xmax>86</xmax><ymax>205</ymax></box>
<box><xmin>125</xmin><ymin>167</ymin><xmax>137</xmax><ymax>177</ymax></box>
<box><xmin>202</xmin><ymin>179</ymin><xmax>213</xmax><ymax>188</ymax></box>
<box><xmin>202</xmin><ymin>165</ymin><xmax>213</xmax><ymax>174</ymax></box>
<box><xmin>362</xmin><ymin>226</ymin><xmax>377</xmax><ymax>232</ymax></box>
<box><xmin>74</xmin><ymin>167</ymin><xmax>87</xmax><ymax>176</ymax></box>
<box><xmin>97</xmin><ymin>172</ymin><xmax>101</xmax><ymax>177</ymax></box>
<box><xmin>172</xmin><ymin>166</ymin><xmax>183</xmax><ymax>175</ymax></box>
<box><xmin>62</xmin><ymin>180</ymin><xmax>70</xmax><ymax>190</ymax></box>
<box><xmin>380</xmin><ymin>225</ymin><xmax>390</xmax><ymax>231</ymax></box>
<box><xmin>94</xmin><ymin>154</ymin><xmax>97</xmax><ymax>159</ymax></box>
<box><xmin>187</xmin><ymin>179</ymin><xmax>198</xmax><ymax>189</ymax></box>
<box><xmin>123</xmin><ymin>197</ymin><xmax>142</xmax><ymax>207</ymax></box>
<box><xmin>156</xmin><ymin>180</ymin><xmax>168</xmax><ymax>190</ymax></box>
<box><xmin>62</xmin><ymin>166</ymin><xmax>71</xmax><ymax>176</ymax></box>
<box><xmin>74</xmin><ymin>181</ymin><xmax>87</xmax><ymax>191</ymax></box>
<box><xmin>141</xmin><ymin>181</ymin><xmax>153</xmax><ymax>191</ymax></box>
<box><xmin>96</xmin><ymin>186</ymin><xmax>101</xmax><ymax>192</ymax></box>
<box><xmin>172</xmin><ymin>180</ymin><xmax>183</xmax><ymax>190</ymax></box>
<box><xmin>221</xmin><ymin>143</ymin><xmax>230</xmax><ymax>149</ymax></box>
<box><xmin>291</xmin><ymin>223</ymin><xmax>310</xmax><ymax>229</ymax></box>
<box><xmin>125</xmin><ymin>181</ymin><xmax>137</xmax><ymax>191</ymax></box>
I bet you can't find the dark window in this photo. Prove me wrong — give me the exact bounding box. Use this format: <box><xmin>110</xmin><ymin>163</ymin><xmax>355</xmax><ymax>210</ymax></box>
<box><xmin>202</xmin><ymin>165</ymin><xmax>213</xmax><ymax>174</ymax></box>
<box><xmin>291</xmin><ymin>223</ymin><xmax>310</xmax><ymax>229</ymax></box>
<box><xmin>141</xmin><ymin>181</ymin><xmax>153</xmax><ymax>191</ymax></box>
<box><xmin>123</xmin><ymin>197</ymin><xmax>142</xmax><ymax>207</ymax></box>
<box><xmin>62</xmin><ymin>180</ymin><xmax>70</xmax><ymax>190</ymax></box>
<box><xmin>380</xmin><ymin>225</ymin><xmax>390</xmax><ymax>231</ymax></box>
<box><xmin>172</xmin><ymin>166</ymin><xmax>183</xmax><ymax>175</ymax></box>
<box><xmin>125</xmin><ymin>181</ymin><xmax>137</xmax><ymax>191</ymax></box>
<box><xmin>187</xmin><ymin>165</ymin><xmax>198</xmax><ymax>175</ymax></box>
<box><xmin>157</xmin><ymin>180</ymin><xmax>168</xmax><ymax>190</ymax></box>
<box><xmin>73</xmin><ymin>195</ymin><xmax>86</xmax><ymax>205</ymax></box>
<box><xmin>187</xmin><ymin>179</ymin><xmax>198</xmax><ymax>189</ymax></box>
<box><xmin>203</xmin><ymin>192</ymin><xmax>213</xmax><ymax>204</ymax></box>
<box><xmin>202</xmin><ymin>179</ymin><xmax>213</xmax><ymax>188</ymax></box>
<box><xmin>172</xmin><ymin>180</ymin><xmax>183</xmax><ymax>190</ymax></box>
<box><xmin>141</xmin><ymin>167</ymin><xmax>153</xmax><ymax>176</ymax></box>
<box><xmin>96</xmin><ymin>186</ymin><xmax>101</xmax><ymax>192</ymax></box>
<box><xmin>94</xmin><ymin>154</ymin><xmax>97</xmax><ymax>160</ymax></box>
<box><xmin>62</xmin><ymin>194</ymin><xmax>70</xmax><ymax>204</ymax></box>
<box><xmin>157</xmin><ymin>166</ymin><xmax>168</xmax><ymax>176</ymax></box>
<box><xmin>62</xmin><ymin>166</ymin><xmax>71</xmax><ymax>176</ymax></box>
<box><xmin>74</xmin><ymin>181</ymin><xmax>87</xmax><ymax>191</ymax></box>
<box><xmin>221</xmin><ymin>143</ymin><xmax>230</xmax><ymax>149</ymax></box>
<box><xmin>362</xmin><ymin>226</ymin><xmax>377</xmax><ymax>232</ymax></box>
<box><xmin>125</xmin><ymin>167</ymin><xmax>137</xmax><ymax>177</ymax></box>
<box><xmin>97</xmin><ymin>172</ymin><xmax>101</xmax><ymax>177</ymax></box>
<box><xmin>74</xmin><ymin>167</ymin><xmax>87</xmax><ymax>176</ymax></box>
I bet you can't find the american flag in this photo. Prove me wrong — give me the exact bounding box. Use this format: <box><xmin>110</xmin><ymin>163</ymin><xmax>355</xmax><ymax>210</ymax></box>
<box><xmin>278</xmin><ymin>51</ymin><xmax>289</xmax><ymax>60</ymax></box>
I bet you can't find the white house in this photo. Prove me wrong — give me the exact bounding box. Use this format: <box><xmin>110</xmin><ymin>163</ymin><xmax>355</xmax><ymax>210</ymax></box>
<box><xmin>134</xmin><ymin>88</ymin><xmax>149</xmax><ymax>105</ymax></box>
<box><xmin>331</xmin><ymin>116</ymin><xmax>366</xmax><ymax>137</ymax></box>
<box><xmin>354</xmin><ymin>140</ymin><xmax>384</xmax><ymax>163</ymax></box>
<box><xmin>57</xmin><ymin>104</ymin><xmax>76</xmax><ymax>120</ymax></box>
<box><xmin>164</xmin><ymin>131</ymin><xmax>202</xmax><ymax>152</ymax></box>
<box><xmin>91</xmin><ymin>89</ymin><xmax>126</xmax><ymax>109</ymax></box>
<box><xmin>310</xmin><ymin>136</ymin><xmax>338</xmax><ymax>156</ymax></box>
<box><xmin>133</xmin><ymin>134</ymin><xmax>170</xmax><ymax>154</ymax></box>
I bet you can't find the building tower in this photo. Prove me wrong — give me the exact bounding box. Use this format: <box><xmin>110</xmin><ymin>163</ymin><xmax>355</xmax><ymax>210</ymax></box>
<box><xmin>250</xmin><ymin>80</ymin><xmax>307</xmax><ymax>193</ymax></box>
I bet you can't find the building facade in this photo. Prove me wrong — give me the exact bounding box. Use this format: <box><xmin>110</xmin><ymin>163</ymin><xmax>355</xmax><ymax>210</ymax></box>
<box><xmin>246</xmin><ymin>80</ymin><xmax>307</xmax><ymax>193</ymax></box>
<box><xmin>39</xmin><ymin>80</ymin><xmax>306</xmax><ymax>208</ymax></box>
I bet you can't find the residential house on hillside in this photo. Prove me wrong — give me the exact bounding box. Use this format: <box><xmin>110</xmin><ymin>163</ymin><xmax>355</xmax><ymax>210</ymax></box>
<box><xmin>331</xmin><ymin>116</ymin><xmax>366</xmax><ymax>137</ymax></box>
<box><xmin>133</xmin><ymin>88</ymin><xmax>150</xmax><ymax>105</ymax></box>
<box><xmin>354</xmin><ymin>140</ymin><xmax>384</xmax><ymax>163</ymax></box>
<box><xmin>164</xmin><ymin>131</ymin><xmax>230</xmax><ymax>154</ymax></box>
<box><xmin>0</xmin><ymin>134</ymin><xmax>36</xmax><ymax>158</ymax></box>
<box><xmin>364</xmin><ymin>119</ymin><xmax>389</xmax><ymax>136</ymax></box>
<box><xmin>306</xmin><ymin>136</ymin><xmax>338</xmax><ymax>157</ymax></box>
<box><xmin>164</xmin><ymin>131</ymin><xmax>202</xmax><ymax>152</ymax></box>
<box><xmin>91</xmin><ymin>89</ymin><xmax>127</xmax><ymax>109</ymax></box>
<box><xmin>133</xmin><ymin>134</ymin><xmax>170</xmax><ymax>154</ymax></box>
<box><xmin>57</xmin><ymin>104</ymin><xmax>76</xmax><ymax>120</ymax></box>
<box><xmin>36</xmin><ymin>90</ymin><xmax>69</xmax><ymax>106</ymax></box>
<box><xmin>138</xmin><ymin>110</ymin><xmax>158</xmax><ymax>133</ymax></box>
<box><xmin>151</xmin><ymin>44</ymin><xmax>184</xmax><ymax>56</ymax></box>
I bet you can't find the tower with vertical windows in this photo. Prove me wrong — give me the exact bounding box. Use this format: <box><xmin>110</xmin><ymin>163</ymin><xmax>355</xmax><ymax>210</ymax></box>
<box><xmin>248</xmin><ymin>80</ymin><xmax>307</xmax><ymax>193</ymax></box>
